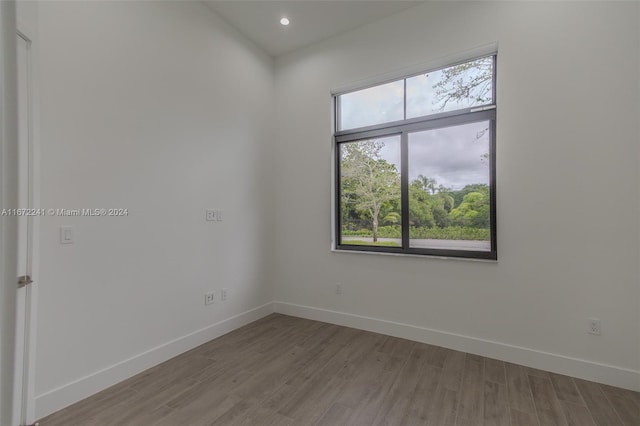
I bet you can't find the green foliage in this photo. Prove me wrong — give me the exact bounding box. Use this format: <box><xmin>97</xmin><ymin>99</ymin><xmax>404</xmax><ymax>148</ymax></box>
<box><xmin>450</xmin><ymin>184</ymin><xmax>489</xmax><ymax>207</ymax></box>
<box><xmin>377</xmin><ymin>226</ymin><xmax>401</xmax><ymax>238</ymax></box>
<box><xmin>343</xmin><ymin>226</ymin><xmax>401</xmax><ymax>238</ymax></box>
<box><xmin>409</xmin><ymin>226</ymin><xmax>489</xmax><ymax>240</ymax></box>
<box><xmin>340</xmin><ymin>144</ymin><xmax>491</xmax><ymax>241</ymax></box>
<box><xmin>342</xmin><ymin>225</ymin><xmax>402</xmax><ymax>238</ymax></box>
<box><xmin>409</xmin><ymin>184</ymin><xmax>435</xmax><ymax>228</ymax></box>
<box><xmin>344</xmin><ymin>226</ymin><xmax>488</xmax><ymax>241</ymax></box>
<box><xmin>435</xmin><ymin>192</ymin><xmax>455</xmax><ymax>212</ymax></box>
<box><xmin>382</xmin><ymin>211</ymin><xmax>401</xmax><ymax>225</ymax></box>
<box><xmin>431</xmin><ymin>205</ymin><xmax>450</xmax><ymax>228</ymax></box>
<box><xmin>341</xmin><ymin>140</ymin><xmax>400</xmax><ymax>241</ymax></box>
<box><xmin>408</xmin><ymin>181</ymin><xmax>458</xmax><ymax>228</ymax></box>
<box><xmin>415</xmin><ymin>175</ymin><xmax>438</xmax><ymax>194</ymax></box>
<box><xmin>450</xmin><ymin>191</ymin><xmax>490</xmax><ymax>228</ymax></box>
<box><xmin>342</xmin><ymin>230</ymin><xmax>367</xmax><ymax>236</ymax></box>
<box><xmin>343</xmin><ymin>240</ymin><xmax>401</xmax><ymax>247</ymax></box>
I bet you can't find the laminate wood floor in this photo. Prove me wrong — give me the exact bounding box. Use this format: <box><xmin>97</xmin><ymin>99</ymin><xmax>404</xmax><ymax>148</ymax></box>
<box><xmin>39</xmin><ymin>314</ymin><xmax>640</xmax><ymax>426</ymax></box>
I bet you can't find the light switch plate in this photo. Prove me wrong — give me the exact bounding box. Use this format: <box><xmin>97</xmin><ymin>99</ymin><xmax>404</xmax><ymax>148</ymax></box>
<box><xmin>60</xmin><ymin>226</ymin><xmax>74</xmax><ymax>244</ymax></box>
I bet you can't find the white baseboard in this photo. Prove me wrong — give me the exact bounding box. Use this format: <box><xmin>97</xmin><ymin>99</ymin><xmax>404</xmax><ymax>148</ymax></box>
<box><xmin>274</xmin><ymin>301</ymin><xmax>640</xmax><ymax>392</ymax></box>
<box><xmin>34</xmin><ymin>302</ymin><xmax>275</xmax><ymax>420</ymax></box>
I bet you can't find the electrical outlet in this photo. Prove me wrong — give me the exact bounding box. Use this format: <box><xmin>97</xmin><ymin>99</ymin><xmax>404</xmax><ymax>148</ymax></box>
<box><xmin>587</xmin><ymin>318</ymin><xmax>601</xmax><ymax>335</ymax></box>
<box><xmin>336</xmin><ymin>282</ymin><xmax>342</xmax><ymax>295</ymax></box>
<box><xmin>221</xmin><ymin>288</ymin><xmax>228</xmax><ymax>301</ymax></box>
<box><xmin>204</xmin><ymin>292</ymin><xmax>215</xmax><ymax>305</ymax></box>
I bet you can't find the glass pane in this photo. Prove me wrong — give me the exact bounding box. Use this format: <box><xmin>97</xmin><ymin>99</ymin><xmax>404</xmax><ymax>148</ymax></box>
<box><xmin>340</xmin><ymin>135</ymin><xmax>401</xmax><ymax>247</ymax></box>
<box><xmin>406</xmin><ymin>56</ymin><xmax>493</xmax><ymax>119</ymax></box>
<box><xmin>408</xmin><ymin>121</ymin><xmax>491</xmax><ymax>251</ymax></box>
<box><xmin>338</xmin><ymin>80</ymin><xmax>404</xmax><ymax>130</ymax></box>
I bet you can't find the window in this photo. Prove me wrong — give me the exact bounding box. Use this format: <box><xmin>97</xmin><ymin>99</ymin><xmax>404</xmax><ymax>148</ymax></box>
<box><xmin>334</xmin><ymin>55</ymin><xmax>497</xmax><ymax>260</ymax></box>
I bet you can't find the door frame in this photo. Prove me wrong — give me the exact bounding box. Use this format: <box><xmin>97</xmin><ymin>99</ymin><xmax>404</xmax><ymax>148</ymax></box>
<box><xmin>13</xmin><ymin>21</ymin><xmax>40</xmax><ymax>426</ymax></box>
<box><xmin>0</xmin><ymin>1</ymin><xmax>18</xmax><ymax>424</ymax></box>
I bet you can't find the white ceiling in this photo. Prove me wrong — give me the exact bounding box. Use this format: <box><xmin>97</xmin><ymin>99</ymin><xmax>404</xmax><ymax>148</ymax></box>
<box><xmin>204</xmin><ymin>1</ymin><xmax>423</xmax><ymax>57</ymax></box>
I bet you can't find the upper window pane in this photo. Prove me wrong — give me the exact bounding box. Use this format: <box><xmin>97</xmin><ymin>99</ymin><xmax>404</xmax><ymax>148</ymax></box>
<box><xmin>406</xmin><ymin>56</ymin><xmax>493</xmax><ymax>119</ymax></box>
<box><xmin>338</xmin><ymin>80</ymin><xmax>404</xmax><ymax>131</ymax></box>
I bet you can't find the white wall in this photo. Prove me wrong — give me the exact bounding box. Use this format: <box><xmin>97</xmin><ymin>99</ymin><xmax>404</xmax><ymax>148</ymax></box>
<box><xmin>274</xmin><ymin>1</ymin><xmax>640</xmax><ymax>390</ymax></box>
<box><xmin>33</xmin><ymin>0</ymin><xmax>275</xmax><ymax>418</ymax></box>
<box><xmin>0</xmin><ymin>1</ymin><xmax>18</xmax><ymax>424</ymax></box>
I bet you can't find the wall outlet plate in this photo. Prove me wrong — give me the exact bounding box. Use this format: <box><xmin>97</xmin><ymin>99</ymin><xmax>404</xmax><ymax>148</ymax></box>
<box><xmin>587</xmin><ymin>318</ymin><xmax>601</xmax><ymax>335</ymax></box>
<box><xmin>204</xmin><ymin>292</ymin><xmax>215</xmax><ymax>305</ymax></box>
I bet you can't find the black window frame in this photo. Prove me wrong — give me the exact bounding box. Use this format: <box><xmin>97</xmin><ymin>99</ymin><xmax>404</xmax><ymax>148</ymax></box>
<box><xmin>334</xmin><ymin>55</ymin><xmax>497</xmax><ymax>260</ymax></box>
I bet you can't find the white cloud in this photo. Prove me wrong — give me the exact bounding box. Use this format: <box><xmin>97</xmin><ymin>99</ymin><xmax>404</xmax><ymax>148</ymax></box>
<box><xmin>408</xmin><ymin>121</ymin><xmax>490</xmax><ymax>190</ymax></box>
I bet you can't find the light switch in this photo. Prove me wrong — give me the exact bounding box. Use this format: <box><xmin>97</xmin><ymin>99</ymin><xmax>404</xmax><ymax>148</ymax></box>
<box><xmin>206</xmin><ymin>209</ymin><xmax>223</xmax><ymax>222</ymax></box>
<box><xmin>60</xmin><ymin>226</ymin><xmax>74</xmax><ymax>244</ymax></box>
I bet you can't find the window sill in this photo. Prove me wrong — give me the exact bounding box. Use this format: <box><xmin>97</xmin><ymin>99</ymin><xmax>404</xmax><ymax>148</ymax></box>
<box><xmin>331</xmin><ymin>247</ymin><xmax>498</xmax><ymax>263</ymax></box>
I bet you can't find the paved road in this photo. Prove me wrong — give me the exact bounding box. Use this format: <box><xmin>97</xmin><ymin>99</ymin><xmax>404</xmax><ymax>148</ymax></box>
<box><xmin>342</xmin><ymin>237</ymin><xmax>490</xmax><ymax>251</ymax></box>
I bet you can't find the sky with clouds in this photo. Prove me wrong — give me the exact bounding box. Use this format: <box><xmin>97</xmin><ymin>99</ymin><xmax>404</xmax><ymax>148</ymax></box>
<box><xmin>407</xmin><ymin>122</ymin><xmax>489</xmax><ymax>190</ymax></box>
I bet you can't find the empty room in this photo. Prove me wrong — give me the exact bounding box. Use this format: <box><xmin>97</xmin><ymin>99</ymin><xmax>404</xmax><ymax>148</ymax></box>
<box><xmin>0</xmin><ymin>0</ymin><xmax>639</xmax><ymax>425</ymax></box>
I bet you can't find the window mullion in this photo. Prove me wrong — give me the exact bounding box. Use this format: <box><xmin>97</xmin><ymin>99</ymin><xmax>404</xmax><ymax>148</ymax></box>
<box><xmin>401</xmin><ymin>131</ymin><xmax>409</xmax><ymax>250</ymax></box>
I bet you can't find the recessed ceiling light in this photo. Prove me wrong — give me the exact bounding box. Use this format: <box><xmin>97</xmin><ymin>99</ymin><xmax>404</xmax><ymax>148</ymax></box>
<box><xmin>280</xmin><ymin>17</ymin><xmax>290</xmax><ymax>26</ymax></box>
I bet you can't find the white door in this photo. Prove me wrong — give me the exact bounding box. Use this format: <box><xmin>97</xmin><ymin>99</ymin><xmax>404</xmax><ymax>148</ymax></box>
<box><xmin>12</xmin><ymin>31</ymin><xmax>37</xmax><ymax>426</ymax></box>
